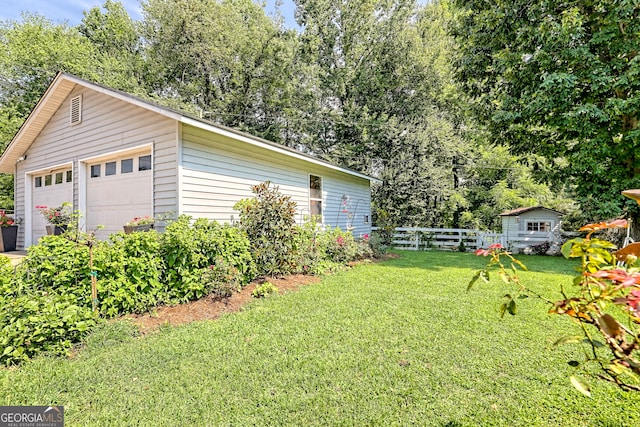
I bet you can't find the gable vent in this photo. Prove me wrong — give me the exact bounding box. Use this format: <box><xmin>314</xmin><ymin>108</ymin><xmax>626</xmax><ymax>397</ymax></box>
<box><xmin>70</xmin><ymin>95</ymin><xmax>82</xmax><ymax>125</ymax></box>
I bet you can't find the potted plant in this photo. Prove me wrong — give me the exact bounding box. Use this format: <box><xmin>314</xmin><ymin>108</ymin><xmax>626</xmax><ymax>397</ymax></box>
<box><xmin>0</xmin><ymin>210</ymin><xmax>19</xmax><ymax>252</ymax></box>
<box><xmin>36</xmin><ymin>202</ymin><xmax>74</xmax><ymax>235</ymax></box>
<box><xmin>123</xmin><ymin>216</ymin><xmax>155</xmax><ymax>234</ymax></box>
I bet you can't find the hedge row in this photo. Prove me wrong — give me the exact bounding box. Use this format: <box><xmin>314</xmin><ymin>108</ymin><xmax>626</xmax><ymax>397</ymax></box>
<box><xmin>0</xmin><ymin>214</ymin><xmax>374</xmax><ymax>365</ymax></box>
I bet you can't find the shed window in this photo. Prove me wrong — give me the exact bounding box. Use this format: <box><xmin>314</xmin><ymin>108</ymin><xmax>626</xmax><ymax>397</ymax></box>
<box><xmin>138</xmin><ymin>155</ymin><xmax>152</xmax><ymax>171</ymax></box>
<box><xmin>309</xmin><ymin>175</ymin><xmax>322</xmax><ymax>222</ymax></box>
<box><xmin>527</xmin><ymin>221</ymin><xmax>551</xmax><ymax>232</ymax></box>
<box><xmin>34</xmin><ymin>177</ymin><xmax>42</xmax><ymax>188</ymax></box>
<box><xmin>90</xmin><ymin>165</ymin><xmax>101</xmax><ymax>178</ymax></box>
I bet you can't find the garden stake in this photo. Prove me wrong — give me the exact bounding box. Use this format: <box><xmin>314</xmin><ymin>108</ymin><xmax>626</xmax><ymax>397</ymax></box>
<box><xmin>89</xmin><ymin>243</ymin><xmax>98</xmax><ymax>313</ymax></box>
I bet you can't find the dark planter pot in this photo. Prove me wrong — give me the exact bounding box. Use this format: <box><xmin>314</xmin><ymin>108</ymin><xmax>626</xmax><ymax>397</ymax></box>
<box><xmin>0</xmin><ymin>225</ymin><xmax>18</xmax><ymax>252</ymax></box>
<box><xmin>123</xmin><ymin>224</ymin><xmax>154</xmax><ymax>234</ymax></box>
<box><xmin>46</xmin><ymin>225</ymin><xmax>68</xmax><ymax>236</ymax></box>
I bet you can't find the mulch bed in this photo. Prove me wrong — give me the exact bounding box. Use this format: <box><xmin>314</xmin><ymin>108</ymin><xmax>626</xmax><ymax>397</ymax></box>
<box><xmin>125</xmin><ymin>275</ymin><xmax>321</xmax><ymax>334</ymax></box>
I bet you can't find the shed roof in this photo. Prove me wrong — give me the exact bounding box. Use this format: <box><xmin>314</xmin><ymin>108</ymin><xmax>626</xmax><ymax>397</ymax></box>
<box><xmin>0</xmin><ymin>72</ymin><xmax>380</xmax><ymax>184</ymax></box>
<box><xmin>500</xmin><ymin>206</ymin><xmax>565</xmax><ymax>217</ymax></box>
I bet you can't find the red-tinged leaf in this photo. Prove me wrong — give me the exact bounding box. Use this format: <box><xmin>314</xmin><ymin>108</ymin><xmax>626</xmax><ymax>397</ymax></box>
<box><xmin>570</xmin><ymin>375</ymin><xmax>591</xmax><ymax>397</ymax></box>
<box><xmin>596</xmin><ymin>313</ymin><xmax>623</xmax><ymax>339</ymax></box>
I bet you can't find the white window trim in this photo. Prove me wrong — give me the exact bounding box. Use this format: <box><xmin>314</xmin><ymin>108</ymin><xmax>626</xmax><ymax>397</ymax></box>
<box><xmin>309</xmin><ymin>174</ymin><xmax>323</xmax><ymax>224</ymax></box>
<box><xmin>526</xmin><ymin>220</ymin><xmax>553</xmax><ymax>232</ymax></box>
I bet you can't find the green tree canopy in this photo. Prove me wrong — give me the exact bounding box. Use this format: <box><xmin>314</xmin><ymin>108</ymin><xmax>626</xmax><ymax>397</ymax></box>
<box><xmin>453</xmin><ymin>0</ymin><xmax>640</xmax><ymax>221</ymax></box>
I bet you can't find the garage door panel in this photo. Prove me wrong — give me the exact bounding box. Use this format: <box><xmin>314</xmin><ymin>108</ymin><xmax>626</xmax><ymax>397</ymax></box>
<box><xmin>86</xmin><ymin>154</ymin><xmax>152</xmax><ymax>240</ymax></box>
<box><xmin>31</xmin><ymin>168</ymin><xmax>73</xmax><ymax>243</ymax></box>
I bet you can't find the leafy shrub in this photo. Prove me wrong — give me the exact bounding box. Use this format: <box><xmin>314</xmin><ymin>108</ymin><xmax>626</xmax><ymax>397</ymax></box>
<box><xmin>317</xmin><ymin>226</ymin><xmax>358</xmax><ymax>263</ymax></box>
<box><xmin>201</xmin><ymin>256</ymin><xmax>243</xmax><ymax>300</ymax></box>
<box><xmin>95</xmin><ymin>231</ymin><xmax>167</xmax><ymax>317</ymax></box>
<box><xmin>368</xmin><ymin>231</ymin><xmax>390</xmax><ymax>258</ymax></box>
<box><xmin>0</xmin><ymin>255</ymin><xmax>14</xmax><ymax>295</ymax></box>
<box><xmin>191</xmin><ymin>218</ymin><xmax>256</xmax><ymax>282</ymax></box>
<box><xmin>235</xmin><ymin>181</ymin><xmax>298</xmax><ymax>276</ymax></box>
<box><xmin>252</xmin><ymin>281</ymin><xmax>278</xmax><ymax>298</ymax></box>
<box><xmin>291</xmin><ymin>219</ymin><xmax>324</xmax><ymax>274</ymax></box>
<box><xmin>161</xmin><ymin>216</ymin><xmax>255</xmax><ymax>301</ymax></box>
<box><xmin>0</xmin><ymin>291</ymin><xmax>98</xmax><ymax>366</ymax></box>
<box><xmin>21</xmin><ymin>235</ymin><xmax>92</xmax><ymax>301</ymax></box>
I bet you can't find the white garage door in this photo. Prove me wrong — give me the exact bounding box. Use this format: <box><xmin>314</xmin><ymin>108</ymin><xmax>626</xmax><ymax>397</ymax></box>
<box><xmin>86</xmin><ymin>151</ymin><xmax>153</xmax><ymax>240</ymax></box>
<box><xmin>32</xmin><ymin>167</ymin><xmax>74</xmax><ymax>243</ymax></box>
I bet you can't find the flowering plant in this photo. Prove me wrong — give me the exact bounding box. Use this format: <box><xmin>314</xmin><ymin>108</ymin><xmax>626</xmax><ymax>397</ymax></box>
<box><xmin>125</xmin><ymin>216</ymin><xmax>154</xmax><ymax>226</ymax></box>
<box><xmin>36</xmin><ymin>203</ymin><xmax>74</xmax><ymax>226</ymax></box>
<box><xmin>0</xmin><ymin>210</ymin><xmax>18</xmax><ymax>227</ymax></box>
<box><xmin>469</xmin><ymin>219</ymin><xmax>640</xmax><ymax>394</ymax></box>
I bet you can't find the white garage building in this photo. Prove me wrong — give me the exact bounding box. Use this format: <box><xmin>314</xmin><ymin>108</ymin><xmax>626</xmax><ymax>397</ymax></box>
<box><xmin>0</xmin><ymin>73</ymin><xmax>376</xmax><ymax>249</ymax></box>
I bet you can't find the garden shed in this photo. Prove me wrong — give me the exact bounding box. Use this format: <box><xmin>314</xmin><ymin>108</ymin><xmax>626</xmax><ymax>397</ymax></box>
<box><xmin>500</xmin><ymin>206</ymin><xmax>564</xmax><ymax>252</ymax></box>
<box><xmin>0</xmin><ymin>72</ymin><xmax>377</xmax><ymax>249</ymax></box>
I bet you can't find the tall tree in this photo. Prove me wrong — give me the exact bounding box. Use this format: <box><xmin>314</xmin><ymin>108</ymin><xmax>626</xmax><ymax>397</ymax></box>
<box><xmin>141</xmin><ymin>0</ymin><xmax>302</xmax><ymax>142</ymax></box>
<box><xmin>295</xmin><ymin>0</ymin><xmax>471</xmax><ymax>227</ymax></box>
<box><xmin>453</xmin><ymin>0</ymin><xmax>640</xmax><ymax>221</ymax></box>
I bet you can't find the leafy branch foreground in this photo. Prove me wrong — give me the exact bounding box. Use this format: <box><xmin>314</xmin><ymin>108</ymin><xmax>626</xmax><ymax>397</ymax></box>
<box><xmin>470</xmin><ymin>220</ymin><xmax>640</xmax><ymax>395</ymax></box>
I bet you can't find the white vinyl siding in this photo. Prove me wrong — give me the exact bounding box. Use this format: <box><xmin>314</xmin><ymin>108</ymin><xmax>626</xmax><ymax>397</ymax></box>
<box><xmin>15</xmin><ymin>86</ymin><xmax>177</xmax><ymax>247</ymax></box>
<box><xmin>180</xmin><ymin>125</ymin><xmax>372</xmax><ymax>236</ymax></box>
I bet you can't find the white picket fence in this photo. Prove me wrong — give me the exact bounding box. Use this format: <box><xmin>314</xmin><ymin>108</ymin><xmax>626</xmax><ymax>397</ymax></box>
<box><xmin>372</xmin><ymin>227</ymin><xmax>505</xmax><ymax>251</ymax></box>
<box><xmin>371</xmin><ymin>227</ymin><xmax>553</xmax><ymax>252</ymax></box>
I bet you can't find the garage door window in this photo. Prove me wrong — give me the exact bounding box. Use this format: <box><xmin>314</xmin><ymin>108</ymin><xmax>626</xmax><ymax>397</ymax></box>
<box><xmin>55</xmin><ymin>172</ymin><xmax>63</xmax><ymax>184</ymax></box>
<box><xmin>91</xmin><ymin>165</ymin><xmax>101</xmax><ymax>178</ymax></box>
<box><xmin>66</xmin><ymin>170</ymin><xmax>73</xmax><ymax>182</ymax></box>
<box><xmin>35</xmin><ymin>177</ymin><xmax>42</xmax><ymax>188</ymax></box>
<box><xmin>105</xmin><ymin>161</ymin><xmax>116</xmax><ymax>176</ymax></box>
<box><xmin>45</xmin><ymin>175</ymin><xmax>52</xmax><ymax>186</ymax></box>
<box><xmin>121</xmin><ymin>158</ymin><xmax>133</xmax><ymax>174</ymax></box>
<box><xmin>138</xmin><ymin>155</ymin><xmax>152</xmax><ymax>171</ymax></box>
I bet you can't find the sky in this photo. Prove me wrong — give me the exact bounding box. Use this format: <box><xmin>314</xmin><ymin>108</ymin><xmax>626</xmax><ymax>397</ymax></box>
<box><xmin>0</xmin><ymin>0</ymin><xmax>298</xmax><ymax>28</ymax></box>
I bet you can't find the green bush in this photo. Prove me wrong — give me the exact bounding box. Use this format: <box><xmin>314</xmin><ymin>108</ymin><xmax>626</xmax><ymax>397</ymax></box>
<box><xmin>21</xmin><ymin>235</ymin><xmax>92</xmax><ymax>301</ymax></box>
<box><xmin>201</xmin><ymin>256</ymin><xmax>243</xmax><ymax>300</ymax></box>
<box><xmin>252</xmin><ymin>281</ymin><xmax>278</xmax><ymax>298</ymax></box>
<box><xmin>235</xmin><ymin>181</ymin><xmax>298</xmax><ymax>276</ymax></box>
<box><xmin>95</xmin><ymin>231</ymin><xmax>167</xmax><ymax>317</ymax></box>
<box><xmin>161</xmin><ymin>215</ymin><xmax>255</xmax><ymax>301</ymax></box>
<box><xmin>0</xmin><ymin>291</ymin><xmax>98</xmax><ymax>366</ymax></box>
<box><xmin>317</xmin><ymin>226</ymin><xmax>358</xmax><ymax>264</ymax></box>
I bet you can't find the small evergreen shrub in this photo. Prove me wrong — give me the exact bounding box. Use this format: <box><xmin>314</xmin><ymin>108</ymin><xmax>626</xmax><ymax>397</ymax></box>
<box><xmin>234</xmin><ymin>181</ymin><xmax>298</xmax><ymax>276</ymax></box>
<box><xmin>252</xmin><ymin>281</ymin><xmax>278</xmax><ymax>298</ymax></box>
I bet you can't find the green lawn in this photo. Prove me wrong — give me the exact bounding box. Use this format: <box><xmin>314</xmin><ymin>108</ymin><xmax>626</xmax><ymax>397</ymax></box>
<box><xmin>2</xmin><ymin>251</ymin><xmax>640</xmax><ymax>426</ymax></box>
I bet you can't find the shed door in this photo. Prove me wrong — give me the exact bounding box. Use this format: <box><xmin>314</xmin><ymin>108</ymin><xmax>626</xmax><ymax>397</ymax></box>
<box><xmin>86</xmin><ymin>151</ymin><xmax>152</xmax><ymax>240</ymax></box>
<box><xmin>31</xmin><ymin>168</ymin><xmax>74</xmax><ymax>243</ymax></box>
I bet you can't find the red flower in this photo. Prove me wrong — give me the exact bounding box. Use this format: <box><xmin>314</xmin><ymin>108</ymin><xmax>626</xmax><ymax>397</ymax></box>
<box><xmin>337</xmin><ymin>236</ymin><xmax>345</xmax><ymax>246</ymax></box>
